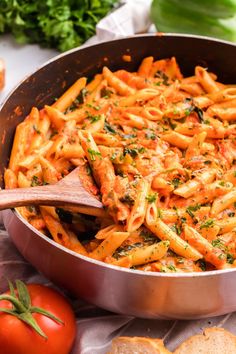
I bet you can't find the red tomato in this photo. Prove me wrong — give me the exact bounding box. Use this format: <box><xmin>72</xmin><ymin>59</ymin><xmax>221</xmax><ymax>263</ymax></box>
<box><xmin>0</xmin><ymin>284</ymin><xmax>76</xmax><ymax>354</ymax></box>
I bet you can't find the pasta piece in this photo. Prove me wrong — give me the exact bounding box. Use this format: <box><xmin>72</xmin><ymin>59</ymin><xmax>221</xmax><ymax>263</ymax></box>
<box><xmin>207</xmin><ymin>87</ymin><xmax>236</xmax><ymax>103</ymax></box>
<box><xmin>184</xmin><ymin>225</ymin><xmax>227</xmax><ymax>269</ymax></box>
<box><xmin>216</xmin><ymin>217</ymin><xmax>236</xmax><ymax>234</ymax></box>
<box><xmin>17</xmin><ymin>171</ymin><xmax>31</xmax><ymax>188</ymax></box>
<box><xmin>52</xmin><ymin>77</ymin><xmax>87</xmax><ymax>112</ymax></box>
<box><xmin>174</xmin><ymin>169</ymin><xmax>216</xmax><ymax>198</ymax></box>
<box><xmin>195</xmin><ymin>66</ymin><xmax>220</xmax><ymax>93</ymax></box>
<box><xmin>9</xmin><ymin>121</ymin><xmax>31</xmax><ymax>172</ymax></box>
<box><xmin>138</xmin><ymin>56</ymin><xmax>154</xmax><ymax>77</ymax></box>
<box><xmin>146</xmin><ymin>219</ymin><xmax>202</xmax><ymax>260</ymax></box>
<box><xmin>211</xmin><ymin>190</ymin><xmax>236</xmax><ymax>216</ymax></box>
<box><xmin>44</xmin><ymin>105</ymin><xmax>66</xmax><ymax>129</ymax></box>
<box><xmin>127</xmin><ymin>178</ymin><xmax>149</xmax><ymax>232</ymax></box>
<box><xmin>119</xmin><ymin>88</ymin><xmax>160</xmax><ymax>107</ymax></box>
<box><xmin>110</xmin><ymin>241</ymin><xmax>170</xmax><ymax>268</ymax></box>
<box><xmin>89</xmin><ymin>231</ymin><xmax>130</xmax><ymax>261</ymax></box>
<box><xmin>103</xmin><ymin>66</ymin><xmax>135</xmax><ymax>96</ymax></box>
<box><xmin>4</xmin><ymin>169</ymin><xmax>18</xmax><ymax>189</ymax></box>
<box><xmin>95</xmin><ymin>224</ymin><xmax>123</xmax><ymax>240</ymax></box>
<box><xmin>41</xmin><ymin>208</ymin><xmax>88</xmax><ymax>255</ymax></box>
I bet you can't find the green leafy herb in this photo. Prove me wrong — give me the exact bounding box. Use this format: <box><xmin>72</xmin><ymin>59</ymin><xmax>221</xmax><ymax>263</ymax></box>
<box><xmin>86</xmin><ymin>103</ymin><xmax>101</xmax><ymax>111</ymax></box>
<box><xmin>31</xmin><ymin>175</ymin><xmax>40</xmax><ymax>187</ymax></box>
<box><xmin>87</xmin><ymin>113</ymin><xmax>101</xmax><ymax>123</ymax></box>
<box><xmin>33</xmin><ymin>125</ymin><xmax>41</xmax><ymax>134</ymax></box>
<box><xmin>145</xmin><ymin>131</ymin><xmax>156</xmax><ymax>140</ymax></box>
<box><xmin>104</xmin><ymin>121</ymin><xmax>116</xmax><ymax>134</ymax></box>
<box><xmin>200</xmin><ymin>219</ymin><xmax>215</xmax><ymax>229</ymax></box>
<box><xmin>123</xmin><ymin>148</ymin><xmax>139</xmax><ymax>158</ymax></box>
<box><xmin>198</xmin><ymin>259</ymin><xmax>206</xmax><ymax>271</ymax></box>
<box><xmin>123</xmin><ymin>147</ymin><xmax>146</xmax><ymax>158</ymax></box>
<box><xmin>171</xmin><ymin>224</ymin><xmax>182</xmax><ymax>236</ymax></box>
<box><xmin>186</xmin><ymin>204</ymin><xmax>201</xmax><ymax>218</ymax></box>
<box><xmin>77</xmin><ymin>88</ymin><xmax>88</xmax><ymax>104</ymax></box>
<box><xmin>227</xmin><ymin>253</ymin><xmax>234</xmax><ymax>264</ymax></box>
<box><xmin>140</xmin><ymin>229</ymin><xmax>157</xmax><ymax>243</ymax></box>
<box><xmin>120</xmin><ymin>194</ymin><xmax>135</xmax><ymax>206</ymax></box>
<box><xmin>100</xmin><ymin>87</ymin><xmax>113</xmax><ymax>98</ymax></box>
<box><xmin>171</xmin><ymin>178</ymin><xmax>181</xmax><ymax>188</ymax></box>
<box><xmin>212</xmin><ymin>238</ymin><xmax>224</xmax><ymax>248</ymax></box>
<box><xmin>146</xmin><ymin>193</ymin><xmax>157</xmax><ymax>203</ymax></box>
<box><xmin>155</xmin><ymin>70</ymin><xmax>169</xmax><ymax>85</ymax></box>
<box><xmin>86</xmin><ymin>165</ymin><xmax>92</xmax><ymax>176</ymax></box>
<box><xmin>167</xmin><ymin>265</ymin><xmax>177</xmax><ymax>272</ymax></box>
<box><xmin>0</xmin><ymin>0</ymin><xmax>116</xmax><ymax>51</ymax></box>
<box><xmin>87</xmin><ymin>148</ymin><xmax>101</xmax><ymax>161</ymax></box>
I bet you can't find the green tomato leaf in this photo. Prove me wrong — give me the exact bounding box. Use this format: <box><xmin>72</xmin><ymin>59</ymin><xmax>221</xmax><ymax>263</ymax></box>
<box><xmin>16</xmin><ymin>280</ymin><xmax>31</xmax><ymax>309</ymax></box>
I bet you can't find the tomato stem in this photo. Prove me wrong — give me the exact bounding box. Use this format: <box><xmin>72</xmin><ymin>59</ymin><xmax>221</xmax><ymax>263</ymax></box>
<box><xmin>0</xmin><ymin>294</ymin><xmax>26</xmax><ymax>313</ymax></box>
<box><xmin>0</xmin><ymin>280</ymin><xmax>64</xmax><ymax>339</ymax></box>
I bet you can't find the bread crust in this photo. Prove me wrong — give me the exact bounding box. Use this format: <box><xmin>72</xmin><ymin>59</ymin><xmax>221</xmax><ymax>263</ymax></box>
<box><xmin>107</xmin><ymin>336</ymin><xmax>172</xmax><ymax>354</ymax></box>
<box><xmin>108</xmin><ymin>328</ymin><xmax>236</xmax><ymax>354</ymax></box>
<box><xmin>174</xmin><ymin>327</ymin><xmax>236</xmax><ymax>354</ymax></box>
<box><xmin>0</xmin><ymin>58</ymin><xmax>5</xmax><ymax>91</ymax></box>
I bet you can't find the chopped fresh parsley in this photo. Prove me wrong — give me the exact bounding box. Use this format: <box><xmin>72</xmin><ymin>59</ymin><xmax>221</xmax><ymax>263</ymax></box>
<box><xmin>184</xmin><ymin>98</ymin><xmax>204</xmax><ymax>122</ymax></box>
<box><xmin>171</xmin><ymin>224</ymin><xmax>182</xmax><ymax>236</ymax></box>
<box><xmin>33</xmin><ymin>125</ymin><xmax>41</xmax><ymax>134</ymax></box>
<box><xmin>87</xmin><ymin>113</ymin><xmax>101</xmax><ymax>123</ymax></box>
<box><xmin>167</xmin><ymin>265</ymin><xmax>177</xmax><ymax>272</ymax></box>
<box><xmin>145</xmin><ymin>131</ymin><xmax>156</xmax><ymax>140</ymax></box>
<box><xmin>100</xmin><ymin>87</ymin><xmax>113</xmax><ymax>98</ymax></box>
<box><xmin>104</xmin><ymin>121</ymin><xmax>116</xmax><ymax>134</ymax></box>
<box><xmin>227</xmin><ymin>253</ymin><xmax>234</xmax><ymax>264</ymax></box>
<box><xmin>212</xmin><ymin>239</ymin><xmax>224</xmax><ymax>248</ymax></box>
<box><xmin>198</xmin><ymin>259</ymin><xmax>207</xmax><ymax>271</ymax></box>
<box><xmin>155</xmin><ymin>70</ymin><xmax>169</xmax><ymax>85</ymax></box>
<box><xmin>120</xmin><ymin>194</ymin><xmax>135</xmax><ymax>206</ymax></box>
<box><xmin>146</xmin><ymin>193</ymin><xmax>157</xmax><ymax>203</ymax></box>
<box><xmin>157</xmin><ymin>208</ymin><xmax>162</xmax><ymax>219</ymax></box>
<box><xmin>186</xmin><ymin>204</ymin><xmax>201</xmax><ymax>218</ymax></box>
<box><xmin>140</xmin><ymin>229</ymin><xmax>157</xmax><ymax>243</ymax></box>
<box><xmin>0</xmin><ymin>1</ymin><xmax>117</xmax><ymax>52</ymax></box>
<box><xmin>123</xmin><ymin>147</ymin><xmax>146</xmax><ymax>158</ymax></box>
<box><xmin>31</xmin><ymin>175</ymin><xmax>40</xmax><ymax>187</ymax></box>
<box><xmin>87</xmin><ymin>148</ymin><xmax>101</xmax><ymax>161</ymax></box>
<box><xmin>171</xmin><ymin>178</ymin><xmax>181</xmax><ymax>188</ymax></box>
<box><xmin>200</xmin><ymin>219</ymin><xmax>215</xmax><ymax>229</ymax></box>
<box><xmin>77</xmin><ymin>88</ymin><xmax>88</xmax><ymax>104</ymax></box>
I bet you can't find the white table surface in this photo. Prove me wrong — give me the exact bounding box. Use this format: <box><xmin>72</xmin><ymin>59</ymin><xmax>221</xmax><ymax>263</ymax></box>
<box><xmin>0</xmin><ymin>34</ymin><xmax>58</xmax><ymax>103</ymax></box>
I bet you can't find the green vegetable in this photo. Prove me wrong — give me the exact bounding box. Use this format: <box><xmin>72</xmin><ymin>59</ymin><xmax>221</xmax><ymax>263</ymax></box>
<box><xmin>153</xmin><ymin>0</ymin><xmax>236</xmax><ymax>19</ymax></box>
<box><xmin>151</xmin><ymin>0</ymin><xmax>236</xmax><ymax>43</ymax></box>
<box><xmin>0</xmin><ymin>0</ymin><xmax>116</xmax><ymax>51</ymax></box>
<box><xmin>146</xmin><ymin>193</ymin><xmax>157</xmax><ymax>203</ymax></box>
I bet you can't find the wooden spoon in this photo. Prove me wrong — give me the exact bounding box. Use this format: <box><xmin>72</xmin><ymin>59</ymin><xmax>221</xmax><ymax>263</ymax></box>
<box><xmin>0</xmin><ymin>166</ymin><xmax>105</xmax><ymax>217</ymax></box>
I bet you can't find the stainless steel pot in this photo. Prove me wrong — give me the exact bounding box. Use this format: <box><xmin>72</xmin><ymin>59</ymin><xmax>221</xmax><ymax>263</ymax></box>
<box><xmin>1</xmin><ymin>34</ymin><xmax>236</xmax><ymax>319</ymax></box>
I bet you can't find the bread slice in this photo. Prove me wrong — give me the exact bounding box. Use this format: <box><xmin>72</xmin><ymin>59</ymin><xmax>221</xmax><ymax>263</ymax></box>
<box><xmin>0</xmin><ymin>58</ymin><xmax>5</xmax><ymax>91</ymax></box>
<box><xmin>174</xmin><ymin>327</ymin><xmax>236</xmax><ymax>354</ymax></box>
<box><xmin>107</xmin><ymin>336</ymin><xmax>172</xmax><ymax>354</ymax></box>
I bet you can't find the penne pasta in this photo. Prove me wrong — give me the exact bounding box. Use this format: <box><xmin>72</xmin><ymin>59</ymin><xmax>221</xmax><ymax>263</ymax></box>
<box><xmin>6</xmin><ymin>55</ymin><xmax>236</xmax><ymax>272</ymax></box>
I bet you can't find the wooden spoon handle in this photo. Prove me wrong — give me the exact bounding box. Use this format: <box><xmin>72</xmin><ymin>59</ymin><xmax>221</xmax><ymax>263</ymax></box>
<box><xmin>0</xmin><ymin>185</ymin><xmax>103</xmax><ymax>214</ymax></box>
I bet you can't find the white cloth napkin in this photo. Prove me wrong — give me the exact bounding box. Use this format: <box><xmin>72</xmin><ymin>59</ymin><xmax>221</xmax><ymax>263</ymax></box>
<box><xmin>85</xmin><ymin>0</ymin><xmax>155</xmax><ymax>46</ymax></box>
